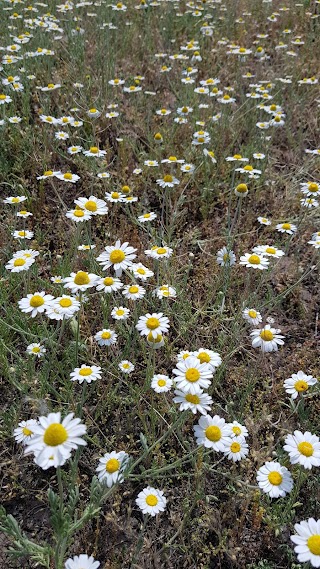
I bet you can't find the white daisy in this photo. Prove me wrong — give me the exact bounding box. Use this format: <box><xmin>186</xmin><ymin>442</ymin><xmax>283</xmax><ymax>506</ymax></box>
<box><xmin>216</xmin><ymin>247</ymin><xmax>236</xmax><ymax>267</ymax></box>
<box><xmin>144</xmin><ymin>245</ymin><xmax>173</xmax><ymax>259</ymax></box>
<box><xmin>94</xmin><ymin>329</ymin><xmax>118</xmax><ymax>346</ymax></box>
<box><xmin>70</xmin><ymin>364</ymin><xmax>102</xmax><ymax>384</ymax></box>
<box><xmin>46</xmin><ymin>295</ymin><xmax>80</xmax><ymax>320</ymax></box>
<box><xmin>172</xmin><ymin>356</ymin><xmax>213</xmax><ymax>394</ymax></box>
<box><xmin>242</xmin><ymin>307</ymin><xmax>262</xmax><ymax>326</ymax></box>
<box><xmin>122</xmin><ymin>284</ymin><xmax>146</xmax><ymax>300</ymax></box>
<box><xmin>151</xmin><ymin>374</ymin><xmax>173</xmax><ymax>393</ymax></box>
<box><xmin>111</xmin><ymin>306</ymin><xmax>130</xmax><ymax>320</ymax></box>
<box><xmin>173</xmin><ymin>389</ymin><xmax>212</xmax><ymax>414</ymax></box>
<box><xmin>74</xmin><ymin>196</ymin><xmax>108</xmax><ymax>215</ymax></box>
<box><xmin>224</xmin><ymin>438</ymin><xmax>249</xmax><ymax>462</ymax></box>
<box><xmin>257</xmin><ymin>461</ymin><xmax>293</xmax><ymax>498</ymax></box>
<box><xmin>193</xmin><ymin>348</ymin><xmax>222</xmax><ymax>370</ymax></box>
<box><xmin>119</xmin><ymin>360</ymin><xmax>134</xmax><ymax>374</ymax></box>
<box><xmin>96</xmin><ymin>451</ymin><xmax>129</xmax><ymax>487</ymax></box>
<box><xmin>26</xmin><ymin>343</ymin><xmax>46</xmax><ymax>358</ymax></box>
<box><xmin>95</xmin><ymin>276</ymin><xmax>123</xmax><ymax>293</ymax></box>
<box><xmin>18</xmin><ymin>291</ymin><xmax>54</xmax><ymax>318</ymax></box>
<box><xmin>136</xmin><ymin>313</ymin><xmax>170</xmax><ymax>339</ymax></box>
<box><xmin>284</xmin><ymin>431</ymin><xmax>320</xmax><ymax>469</ymax></box>
<box><xmin>14</xmin><ymin>419</ymin><xmax>38</xmax><ymax>444</ymax></box>
<box><xmin>65</xmin><ymin>554</ymin><xmax>100</xmax><ymax>569</ymax></box>
<box><xmin>276</xmin><ymin>222</ymin><xmax>297</xmax><ymax>234</ymax></box>
<box><xmin>136</xmin><ymin>487</ymin><xmax>167</xmax><ymax>516</ymax></box>
<box><xmin>239</xmin><ymin>253</ymin><xmax>269</xmax><ymax>270</ymax></box>
<box><xmin>194</xmin><ymin>415</ymin><xmax>232</xmax><ymax>451</ymax></box>
<box><xmin>251</xmin><ymin>324</ymin><xmax>285</xmax><ymax>352</ymax></box>
<box><xmin>24</xmin><ymin>412</ymin><xmax>87</xmax><ymax>469</ymax></box>
<box><xmin>63</xmin><ymin>271</ymin><xmax>98</xmax><ymax>293</ymax></box>
<box><xmin>284</xmin><ymin>371</ymin><xmax>317</xmax><ymax>399</ymax></box>
<box><xmin>96</xmin><ymin>240</ymin><xmax>137</xmax><ymax>276</ymax></box>
<box><xmin>130</xmin><ymin>263</ymin><xmax>154</xmax><ymax>281</ymax></box>
<box><xmin>291</xmin><ymin>518</ymin><xmax>320</xmax><ymax>568</ymax></box>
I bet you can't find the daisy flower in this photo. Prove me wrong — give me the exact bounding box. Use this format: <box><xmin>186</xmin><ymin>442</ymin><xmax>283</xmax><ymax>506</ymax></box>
<box><xmin>156</xmin><ymin>175</ymin><xmax>180</xmax><ymax>188</ymax></box>
<box><xmin>136</xmin><ymin>487</ymin><xmax>167</xmax><ymax>516</ymax></box>
<box><xmin>251</xmin><ymin>324</ymin><xmax>285</xmax><ymax>352</ymax></box>
<box><xmin>144</xmin><ymin>245</ymin><xmax>173</xmax><ymax>259</ymax></box>
<box><xmin>55</xmin><ymin>172</ymin><xmax>80</xmax><ymax>183</ymax></box>
<box><xmin>151</xmin><ymin>374</ymin><xmax>173</xmax><ymax>393</ymax></box>
<box><xmin>256</xmin><ymin>461</ymin><xmax>293</xmax><ymax>498</ymax></box>
<box><xmin>154</xmin><ymin>285</ymin><xmax>177</xmax><ymax>299</ymax></box>
<box><xmin>95</xmin><ymin>276</ymin><xmax>123</xmax><ymax>293</ymax></box>
<box><xmin>3</xmin><ymin>195</ymin><xmax>27</xmax><ymax>204</ymax></box>
<box><xmin>68</xmin><ymin>145</ymin><xmax>83</xmax><ymax>155</ymax></box>
<box><xmin>13</xmin><ymin>230</ymin><xmax>34</xmax><ymax>240</ymax></box>
<box><xmin>24</xmin><ymin>412</ymin><xmax>86</xmax><ymax>469</ymax></box>
<box><xmin>253</xmin><ymin>245</ymin><xmax>285</xmax><ymax>258</ymax></box>
<box><xmin>65</xmin><ymin>554</ymin><xmax>100</xmax><ymax>569</ymax></box>
<box><xmin>138</xmin><ymin>212</ymin><xmax>157</xmax><ymax>223</ymax></box>
<box><xmin>291</xmin><ymin>518</ymin><xmax>320</xmax><ymax>568</ymax></box>
<box><xmin>181</xmin><ymin>163</ymin><xmax>195</xmax><ymax>173</ymax></box>
<box><xmin>130</xmin><ymin>263</ymin><xmax>154</xmax><ymax>281</ymax></box>
<box><xmin>96</xmin><ymin>451</ymin><xmax>129</xmax><ymax>487</ymax></box>
<box><xmin>63</xmin><ymin>271</ymin><xmax>98</xmax><ymax>293</ymax></box>
<box><xmin>5</xmin><ymin>256</ymin><xmax>34</xmax><ymax>272</ymax></box>
<box><xmin>83</xmin><ymin>146</ymin><xmax>107</xmax><ymax>158</ymax></box>
<box><xmin>70</xmin><ymin>364</ymin><xmax>102</xmax><ymax>384</ymax></box>
<box><xmin>136</xmin><ymin>313</ymin><xmax>170</xmax><ymax>339</ymax></box>
<box><xmin>284</xmin><ymin>431</ymin><xmax>320</xmax><ymax>469</ymax></box>
<box><xmin>111</xmin><ymin>306</ymin><xmax>130</xmax><ymax>320</ymax></box>
<box><xmin>173</xmin><ymin>356</ymin><xmax>213</xmax><ymax>394</ymax></box>
<box><xmin>194</xmin><ymin>415</ymin><xmax>232</xmax><ymax>451</ymax></box>
<box><xmin>94</xmin><ymin>329</ymin><xmax>118</xmax><ymax>346</ymax></box>
<box><xmin>18</xmin><ymin>291</ymin><xmax>54</xmax><ymax>318</ymax></box>
<box><xmin>257</xmin><ymin>216</ymin><xmax>271</xmax><ymax>225</ymax></box>
<box><xmin>234</xmin><ymin>183</ymin><xmax>248</xmax><ymax>197</ymax></box>
<box><xmin>119</xmin><ymin>360</ymin><xmax>134</xmax><ymax>374</ymax></box>
<box><xmin>46</xmin><ymin>296</ymin><xmax>81</xmax><ymax>320</ymax></box>
<box><xmin>276</xmin><ymin>222</ymin><xmax>297</xmax><ymax>235</ymax></box>
<box><xmin>284</xmin><ymin>371</ymin><xmax>317</xmax><ymax>399</ymax></box>
<box><xmin>66</xmin><ymin>209</ymin><xmax>92</xmax><ymax>223</ymax></box>
<box><xmin>74</xmin><ymin>196</ymin><xmax>108</xmax><ymax>215</ymax></box>
<box><xmin>122</xmin><ymin>284</ymin><xmax>146</xmax><ymax>300</ymax></box>
<box><xmin>173</xmin><ymin>389</ymin><xmax>212</xmax><ymax>415</ymax></box>
<box><xmin>224</xmin><ymin>438</ymin><xmax>249</xmax><ymax>462</ymax></box>
<box><xmin>242</xmin><ymin>307</ymin><xmax>262</xmax><ymax>326</ymax></box>
<box><xmin>87</xmin><ymin>108</ymin><xmax>101</xmax><ymax>118</ymax></box>
<box><xmin>216</xmin><ymin>247</ymin><xmax>236</xmax><ymax>267</ymax></box>
<box><xmin>26</xmin><ymin>343</ymin><xmax>46</xmax><ymax>358</ymax></box>
<box><xmin>193</xmin><ymin>348</ymin><xmax>222</xmax><ymax>370</ymax></box>
<box><xmin>239</xmin><ymin>253</ymin><xmax>269</xmax><ymax>270</ymax></box>
<box><xmin>229</xmin><ymin>421</ymin><xmax>249</xmax><ymax>439</ymax></box>
<box><xmin>96</xmin><ymin>240</ymin><xmax>137</xmax><ymax>276</ymax></box>
<box><xmin>14</xmin><ymin>419</ymin><xmax>38</xmax><ymax>444</ymax></box>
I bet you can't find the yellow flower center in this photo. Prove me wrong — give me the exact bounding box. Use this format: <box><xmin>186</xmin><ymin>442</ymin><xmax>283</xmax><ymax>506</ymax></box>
<box><xmin>156</xmin><ymin>247</ymin><xmax>167</xmax><ymax>255</ymax></box>
<box><xmin>111</xmin><ymin>192</ymin><xmax>120</xmax><ymax>199</ymax></box>
<box><xmin>105</xmin><ymin>458</ymin><xmax>120</xmax><ymax>473</ymax></box>
<box><xmin>181</xmin><ymin>106</ymin><xmax>188</xmax><ymax>113</ymax></box>
<box><xmin>282</xmin><ymin>223</ymin><xmax>291</xmax><ymax>230</ymax></box>
<box><xmin>160</xmin><ymin>109</ymin><xmax>167</xmax><ymax>114</ymax></box>
<box><xmin>137</xmin><ymin>268</ymin><xmax>146</xmax><ymax>275</ymax></box>
<box><xmin>268</xmin><ymin>471</ymin><xmax>283</xmax><ymax>485</ymax></box>
<box><xmin>32</xmin><ymin>347</ymin><xmax>40</xmax><ymax>353</ymax></box>
<box><xmin>74</xmin><ymin>209</ymin><xmax>84</xmax><ymax>217</ymax></box>
<box><xmin>47</xmin><ymin>83</ymin><xmax>55</xmax><ymax>89</ymax></box>
<box><xmin>260</xmin><ymin>329</ymin><xmax>274</xmax><ymax>341</ymax></box>
<box><xmin>146</xmin><ymin>494</ymin><xmax>158</xmax><ymax>506</ymax></box>
<box><xmin>19</xmin><ymin>211</ymin><xmax>28</xmax><ymax>215</ymax></box>
<box><xmin>79</xmin><ymin>367</ymin><xmax>93</xmax><ymax>376</ymax></box>
<box><xmin>44</xmin><ymin>170</ymin><xmax>53</xmax><ymax>176</ymax></box>
<box><xmin>101</xmin><ymin>331</ymin><xmax>111</xmax><ymax>339</ymax></box>
<box><xmin>12</xmin><ymin>197</ymin><xmax>20</xmax><ymax>202</ymax></box>
<box><xmin>43</xmin><ymin>423</ymin><xmax>68</xmax><ymax>446</ymax></box>
<box><xmin>168</xmin><ymin>156</ymin><xmax>177</xmax><ymax>162</ymax></box>
<box><xmin>307</xmin><ymin>535</ymin><xmax>320</xmax><ymax>556</ymax></box>
<box><xmin>248</xmin><ymin>309</ymin><xmax>257</xmax><ymax>318</ymax></box>
<box><xmin>248</xmin><ymin>254</ymin><xmax>261</xmax><ymax>265</ymax></box>
<box><xmin>146</xmin><ymin>317</ymin><xmax>160</xmax><ymax>330</ymax></box>
<box><xmin>266</xmin><ymin>247</ymin><xmax>276</xmax><ymax>254</ymax></box>
<box><xmin>243</xmin><ymin>164</ymin><xmax>253</xmax><ymax>171</ymax></box>
<box><xmin>85</xmin><ymin>200</ymin><xmax>97</xmax><ymax>212</ymax></box>
<box><xmin>308</xmin><ymin>183</ymin><xmax>318</xmax><ymax>192</ymax></box>
<box><xmin>0</xmin><ymin>94</ymin><xmax>7</xmax><ymax>100</ymax></box>
<box><xmin>13</xmin><ymin>258</ymin><xmax>26</xmax><ymax>266</ymax></box>
<box><xmin>157</xmin><ymin>379</ymin><xmax>166</xmax><ymax>387</ymax></box>
<box><xmin>63</xmin><ymin>173</ymin><xmax>73</xmax><ymax>180</ymax></box>
<box><xmin>109</xmin><ymin>249</ymin><xmax>125</xmax><ymax>264</ymax></box>
<box><xmin>129</xmin><ymin>285</ymin><xmax>139</xmax><ymax>294</ymax></box>
<box><xmin>89</xmin><ymin>108</ymin><xmax>97</xmax><ymax>113</ymax></box>
<box><xmin>205</xmin><ymin>425</ymin><xmax>221</xmax><ymax>442</ymax></box>
<box><xmin>18</xmin><ymin>231</ymin><xmax>26</xmax><ymax>236</ymax></box>
<box><xmin>89</xmin><ymin>146</ymin><xmax>99</xmax><ymax>154</ymax></box>
<box><xmin>122</xmin><ymin>185</ymin><xmax>130</xmax><ymax>194</ymax></box>
<box><xmin>233</xmin><ymin>154</ymin><xmax>242</xmax><ymax>159</ymax></box>
<box><xmin>103</xmin><ymin>277</ymin><xmax>114</xmax><ymax>286</ymax></box>
<box><xmin>232</xmin><ymin>426</ymin><xmax>241</xmax><ymax>436</ymax></box>
<box><xmin>197</xmin><ymin>351</ymin><xmax>210</xmax><ymax>364</ymax></box>
<box><xmin>74</xmin><ymin>271</ymin><xmax>90</xmax><ymax>285</ymax></box>
<box><xmin>223</xmin><ymin>94</ymin><xmax>230</xmax><ymax>100</ymax></box>
<box><xmin>143</xmin><ymin>213</ymin><xmax>151</xmax><ymax>219</ymax></box>
<box><xmin>185</xmin><ymin>393</ymin><xmax>200</xmax><ymax>404</ymax></box>
<box><xmin>230</xmin><ymin>442</ymin><xmax>241</xmax><ymax>453</ymax></box>
<box><xmin>274</xmin><ymin>115</ymin><xmax>281</xmax><ymax>122</ymax></box>
<box><xmin>116</xmin><ymin>2</ymin><xmax>123</xmax><ymax>7</ymax></box>
<box><xmin>236</xmin><ymin>183</ymin><xmax>248</xmax><ymax>193</ymax></box>
<box><xmin>147</xmin><ymin>332</ymin><xmax>163</xmax><ymax>343</ymax></box>
<box><xmin>30</xmin><ymin>295</ymin><xmax>44</xmax><ymax>307</ymax></box>
<box><xmin>154</xmin><ymin>133</ymin><xmax>162</xmax><ymax>140</ymax></box>
<box><xmin>163</xmin><ymin>175</ymin><xmax>173</xmax><ymax>183</ymax></box>
<box><xmin>294</xmin><ymin>380</ymin><xmax>309</xmax><ymax>392</ymax></box>
<box><xmin>59</xmin><ymin>298</ymin><xmax>72</xmax><ymax>308</ymax></box>
<box><xmin>185</xmin><ymin>368</ymin><xmax>200</xmax><ymax>382</ymax></box>
<box><xmin>239</xmin><ymin>47</ymin><xmax>246</xmax><ymax>53</ymax></box>
<box><xmin>122</xmin><ymin>363</ymin><xmax>130</xmax><ymax>369</ymax></box>
<box><xmin>298</xmin><ymin>441</ymin><xmax>314</xmax><ymax>457</ymax></box>
<box><xmin>257</xmin><ymin>46</ymin><xmax>263</xmax><ymax>52</ymax></box>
